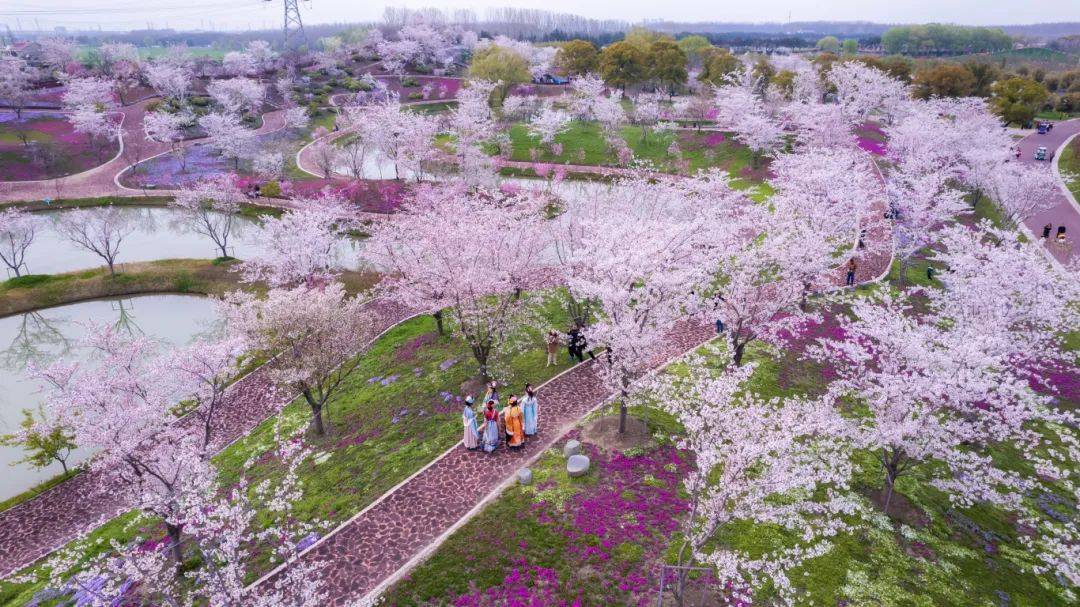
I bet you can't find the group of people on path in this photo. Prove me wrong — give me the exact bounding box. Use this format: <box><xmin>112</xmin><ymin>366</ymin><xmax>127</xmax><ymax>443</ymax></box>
<box><xmin>462</xmin><ymin>382</ymin><xmax>540</xmax><ymax>454</ymax></box>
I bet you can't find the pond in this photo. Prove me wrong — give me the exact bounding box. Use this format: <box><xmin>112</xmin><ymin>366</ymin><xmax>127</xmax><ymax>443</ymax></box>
<box><xmin>20</xmin><ymin>206</ymin><xmax>364</xmax><ymax>277</ymax></box>
<box><xmin>0</xmin><ymin>294</ymin><xmax>222</xmax><ymax>501</ymax></box>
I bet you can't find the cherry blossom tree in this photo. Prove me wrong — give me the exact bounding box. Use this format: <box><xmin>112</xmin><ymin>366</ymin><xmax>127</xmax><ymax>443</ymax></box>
<box><xmin>639</xmin><ymin>345</ymin><xmax>857</xmax><ymax>605</ymax></box>
<box><xmin>377</xmin><ymin>38</ymin><xmax>422</xmax><ymax>74</ymax></box>
<box><xmin>827</xmin><ymin>61</ymin><xmax>910</xmax><ymax>125</ymax></box>
<box><xmin>811</xmin><ymin>284</ymin><xmax>1074</xmax><ymax>520</ymax></box>
<box><xmin>222</xmin><ymin>283</ymin><xmax>371</xmax><ymax>436</ymax></box>
<box><xmin>713</xmin><ymin>73</ymin><xmax>785</xmax><ymax>166</ymax></box>
<box><xmin>172</xmin><ymin>175</ymin><xmax>245</xmax><ymax>258</ymax></box>
<box><xmin>97</xmin><ymin>42</ymin><xmax>141</xmax><ymax>105</ymax></box>
<box><xmin>341</xmin><ymin>98</ymin><xmax>438</xmax><ymax>180</ymax></box>
<box><xmin>630</xmin><ymin>91</ymin><xmax>665</xmax><ymax>143</ymax></box>
<box><xmin>0</xmin><ymin>207</ymin><xmax>39</xmax><ymax>277</ymax></box>
<box><xmin>144</xmin><ymin>61</ymin><xmax>192</xmax><ymax>103</ymax></box>
<box><xmin>983</xmin><ymin>161</ymin><xmax>1059</xmax><ymax>229</ymax></box>
<box><xmin>369</xmin><ymin>182</ymin><xmax>548</xmax><ymax>378</ymax></box>
<box><xmin>54</xmin><ymin>207</ymin><xmax>134</xmax><ymax>276</ymax></box>
<box><xmin>252</xmin><ymin>150</ymin><xmax>286</xmax><ymax>181</ymax></box>
<box><xmin>206</xmin><ymin>77</ymin><xmax>266</xmax><ymax>116</ymax></box>
<box><xmin>554</xmin><ymin>171</ymin><xmax>742</xmax><ymax>431</ymax></box>
<box><xmin>38</xmin><ymin>37</ymin><xmax>77</xmax><ymax>77</ymax></box>
<box><xmin>157</xmin><ymin>336</ymin><xmax>247</xmax><ymax>452</ymax></box>
<box><xmin>143</xmin><ymin>109</ymin><xmax>188</xmax><ymax>170</ymax></box>
<box><xmin>198</xmin><ymin>112</ymin><xmax>257</xmax><ymax>170</ymax></box>
<box><xmin>0</xmin><ymin>58</ymin><xmax>36</xmax><ymax>119</ymax></box>
<box><xmin>768</xmin><ymin>146</ymin><xmax>884</xmax><ymax>301</ymax></box>
<box><xmin>31</xmin><ymin>324</ymin><xmax>211</xmax><ymax>563</ymax></box>
<box><xmin>528</xmin><ymin>102</ymin><xmax>572</xmax><ymax>147</ymax></box>
<box><xmin>31</xmin><ymin>424</ymin><xmax>326</xmax><ymax>606</ymax></box>
<box><xmin>444</xmin><ymin>80</ymin><xmax>499</xmax><ymax>185</ymax></box>
<box><xmin>239</xmin><ymin>197</ymin><xmax>356</xmax><ymax>288</ymax></box>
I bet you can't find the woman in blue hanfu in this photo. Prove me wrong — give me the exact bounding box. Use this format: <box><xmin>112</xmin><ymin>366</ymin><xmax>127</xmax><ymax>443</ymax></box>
<box><xmin>521</xmin><ymin>384</ymin><xmax>539</xmax><ymax>437</ymax></box>
<box><xmin>462</xmin><ymin>395</ymin><xmax>480</xmax><ymax>451</ymax></box>
<box><xmin>481</xmin><ymin>399</ymin><xmax>501</xmax><ymax>453</ymax></box>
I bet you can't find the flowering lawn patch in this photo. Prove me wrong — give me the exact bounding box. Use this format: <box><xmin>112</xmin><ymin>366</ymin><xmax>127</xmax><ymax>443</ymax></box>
<box><xmin>284</xmin><ymin>178</ymin><xmax>410</xmax><ymax>213</ymax></box>
<box><xmin>377</xmin><ymin>75</ymin><xmax>462</xmax><ymax>101</ymax></box>
<box><xmin>0</xmin><ymin>110</ymin><xmax>119</xmax><ymax>181</ymax></box>
<box><xmin>385</xmin><ymin>442</ymin><xmax>692</xmax><ymax>607</ymax></box>
<box><xmin>854</xmin><ymin>121</ymin><xmax>888</xmax><ymax>156</ymax></box>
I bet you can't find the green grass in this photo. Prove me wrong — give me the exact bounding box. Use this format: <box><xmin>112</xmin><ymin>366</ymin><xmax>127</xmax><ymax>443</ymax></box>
<box><xmin>405</xmin><ymin>101</ymin><xmax>459</xmax><ymax>115</ymax></box>
<box><xmin>502</xmin><ymin>121</ymin><xmax>764</xmax><ymax>181</ymax></box>
<box><xmin>0</xmin><ymin>291</ymin><xmax>578</xmax><ymax>602</ymax></box>
<box><xmin>1059</xmin><ymin>139</ymin><xmax>1080</xmax><ymax>201</ymax></box>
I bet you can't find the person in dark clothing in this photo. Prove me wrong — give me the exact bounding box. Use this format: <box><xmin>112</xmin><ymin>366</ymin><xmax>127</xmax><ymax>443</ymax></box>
<box><xmin>845</xmin><ymin>258</ymin><xmax>857</xmax><ymax>287</ymax></box>
<box><xmin>1043</xmin><ymin>223</ymin><xmax>1053</xmax><ymax>238</ymax></box>
<box><xmin>567</xmin><ymin>328</ymin><xmax>584</xmax><ymax>362</ymax></box>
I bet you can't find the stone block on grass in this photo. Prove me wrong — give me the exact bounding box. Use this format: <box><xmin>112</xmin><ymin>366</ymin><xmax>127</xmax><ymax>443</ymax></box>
<box><xmin>517</xmin><ymin>468</ymin><xmax>533</xmax><ymax>485</ymax></box>
<box><xmin>563</xmin><ymin>439</ymin><xmax>581</xmax><ymax>458</ymax></box>
<box><xmin>567</xmin><ymin>454</ymin><xmax>590</xmax><ymax>478</ymax></box>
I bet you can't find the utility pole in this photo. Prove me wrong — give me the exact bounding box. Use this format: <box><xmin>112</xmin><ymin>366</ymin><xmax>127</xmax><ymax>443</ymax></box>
<box><xmin>265</xmin><ymin>0</ymin><xmax>307</xmax><ymax>49</ymax></box>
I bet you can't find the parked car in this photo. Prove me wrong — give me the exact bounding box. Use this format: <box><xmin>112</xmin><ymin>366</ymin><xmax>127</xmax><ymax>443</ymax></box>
<box><xmin>1034</xmin><ymin>146</ymin><xmax>1048</xmax><ymax>160</ymax></box>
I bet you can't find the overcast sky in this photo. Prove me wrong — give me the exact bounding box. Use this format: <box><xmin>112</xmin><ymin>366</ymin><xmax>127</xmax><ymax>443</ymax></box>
<box><xmin>2</xmin><ymin>0</ymin><xmax>1078</xmax><ymax>32</ymax></box>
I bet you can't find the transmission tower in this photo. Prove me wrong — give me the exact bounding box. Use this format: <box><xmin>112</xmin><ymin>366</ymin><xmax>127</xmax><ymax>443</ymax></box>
<box><xmin>265</xmin><ymin>0</ymin><xmax>307</xmax><ymax>48</ymax></box>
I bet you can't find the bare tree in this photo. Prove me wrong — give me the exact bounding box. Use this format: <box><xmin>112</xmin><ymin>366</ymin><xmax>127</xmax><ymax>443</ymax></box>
<box><xmin>54</xmin><ymin>207</ymin><xmax>135</xmax><ymax>276</ymax></box>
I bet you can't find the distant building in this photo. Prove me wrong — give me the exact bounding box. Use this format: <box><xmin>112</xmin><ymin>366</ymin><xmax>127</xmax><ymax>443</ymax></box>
<box><xmin>3</xmin><ymin>41</ymin><xmax>44</xmax><ymax>65</ymax></box>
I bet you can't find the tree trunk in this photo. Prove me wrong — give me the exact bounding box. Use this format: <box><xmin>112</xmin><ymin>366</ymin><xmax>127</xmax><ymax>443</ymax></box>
<box><xmin>618</xmin><ymin>387</ymin><xmax>629</xmax><ymax>434</ymax></box>
<box><xmin>165</xmin><ymin>522</ymin><xmax>184</xmax><ymax>567</ymax></box>
<box><xmin>732</xmin><ymin>341</ymin><xmax>746</xmax><ymax>366</ymax></box>
<box><xmin>432</xmin><ymin>310</ymin><xmax>445</xmax><ymax>335</ymax></box>
<box><xmin>303</xmin><ymin>389</ymin><xmax>326</xmax><ymax>436</ymax></box>
<box><xmin>59</xmin><ymin>459</ymin><xmax>68</xmax><ymax>475</ymax></box>
<box><xmin>107</xmin><ymin>260</ymin><xmax>116</xmax><ymax>277</ymax></box>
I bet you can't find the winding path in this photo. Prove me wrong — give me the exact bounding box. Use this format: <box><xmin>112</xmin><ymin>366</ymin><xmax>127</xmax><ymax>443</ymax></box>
<box><xmin>0</xmin><ymin>99</ymin><xmax>288</xmax><ymax>204</ymax></box>
<box><xmin>1016</xmin><ymin>119</ymin><xmax>1080</xmax><ymax>264</ymax></box>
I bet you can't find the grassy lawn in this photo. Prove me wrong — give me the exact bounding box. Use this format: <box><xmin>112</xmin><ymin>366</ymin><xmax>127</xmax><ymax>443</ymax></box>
<box><xmin>0</xmin><ymin>291</ymin><xmax>579</xmax><ymax>604</ymax></box>
<box><xmin>1059</xmin><ymin>138</ymin><xmax>1080</xmax><ymax>201</ymax></box>
<box><xmin>502</xmin><ymin>122</ymin><xmax>764</xmax><ymax>181</ymax></box>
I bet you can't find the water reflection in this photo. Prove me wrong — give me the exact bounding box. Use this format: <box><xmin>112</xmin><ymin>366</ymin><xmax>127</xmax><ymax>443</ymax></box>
<box><xmin>0</xmin><ymin>294</ymin><xmax>220</xmax><ymax>500</ymax></box>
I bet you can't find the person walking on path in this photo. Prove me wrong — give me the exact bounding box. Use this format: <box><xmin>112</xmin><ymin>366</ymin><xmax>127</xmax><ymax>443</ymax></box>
<box><xmin>1043</xmin><ymin>223</ymin><xmax>1053</xmax><ymax>239</ymax></box>
<box><xmin>845</xmin><ymin>258</ymin><xmax>858</xmax><ymax>287</ymax></box>
<box><xmin>481</xmin><ymin>400</ymin><xmax>500</xmax><ymax>453</ymax></box>
<box><xmin>504</xmin><ymin>396</ymin><xmax>525</xmax><ymax>449</ymax></box>
<box><xmin>545</xmin><ymin>330</ymin><xmax>560</xmax><ymax>367</ymax></box>
<box><xmin>462</xmin><ymin>396</ymin><xmax>480</xmax><ymax>451</ymax></box>
<box><xmin>521</xmin><ymin>384</ymin><xmax>539</xmax><ymax>437</ymax></box>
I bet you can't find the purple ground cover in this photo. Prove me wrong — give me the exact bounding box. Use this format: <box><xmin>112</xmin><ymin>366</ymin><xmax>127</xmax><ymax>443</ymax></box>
<box><xmin>377</xmin><ymin>76</ymin><xmax>462</xmax><ymax>101</ymax></box>
<box><xmin>0</xmin><ymin>110</ymin><xmax>119</xmax><ymax>181</ymax></box>
<box><xmin>855</xmin><ymin>121</ymin><xmax>888</xmax><ymax>156</ymax></box>
<box><xmin>391</xmin><ymin>443</ymin><xmax>694</xmax><ymax>606</ymax></box>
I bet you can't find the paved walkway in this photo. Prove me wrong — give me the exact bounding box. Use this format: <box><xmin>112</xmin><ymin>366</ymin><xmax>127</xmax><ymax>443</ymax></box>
<box><xmin>0</xmin><ymin>298</ymin><xmax>420</xmax><ymax>578</ymax></box>
<box><xmin>0</xmin><ymin>100</ymin><xmax>287</xmax><ymax>204</ymax></box>
<box><xmin>1016</xmin><ymin>119</ymin><xmax>1080</xmax><ymax>264</ymax></box>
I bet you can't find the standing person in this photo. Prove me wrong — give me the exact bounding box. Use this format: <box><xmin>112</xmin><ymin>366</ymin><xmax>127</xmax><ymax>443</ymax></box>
<box><xmin>482</xmin><ymin>381</ymin><xmax>500</xmax><ymax>405</ymax></box>
<box><xmin>505</xmin><ymin>396</ymin><xmax>525</xmax><ymax>449</ymax></box>
<box><xmin>462</xmin><ymin>395</ymin><xmax>480</xmax><ymax>451</ymax></box>
<box><xmin>522</xmin><ymin>384</ymin><xmax>539</xmax><ymax>437</ymax></box>
<box><xmin>567</xmin><ymin>327</ymin><xmax>584</xmax><ymax>362</ymax></box>
<box><xmin>845</xmin><ymin>258</ymin><xmax>857</xmax><ymax>287</ymax></box>
<box><xmin>1043</xmin><ymin>223</ymin><xmax>1053</xmax><ymax>239</ymax></box>
<box><xmin>545</xmin><ymin>330</ymin><xmax>560</xmax><ymax>367</ymax></box>
<box><xmin>481</xmin><ymin>400</ymin><xmax>500</xmax><ymax>453</ymax></box>
<box><xmin>713</xmin><ymin>294</ymin><xmax>725</xmax><ymax>335</ymax></box>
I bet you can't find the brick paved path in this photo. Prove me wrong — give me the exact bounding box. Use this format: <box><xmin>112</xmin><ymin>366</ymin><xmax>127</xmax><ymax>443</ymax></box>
<box><xmin>0</xmin><ymin>298</ymin><xmax>420</xmax><ymax>578</ymax></box>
